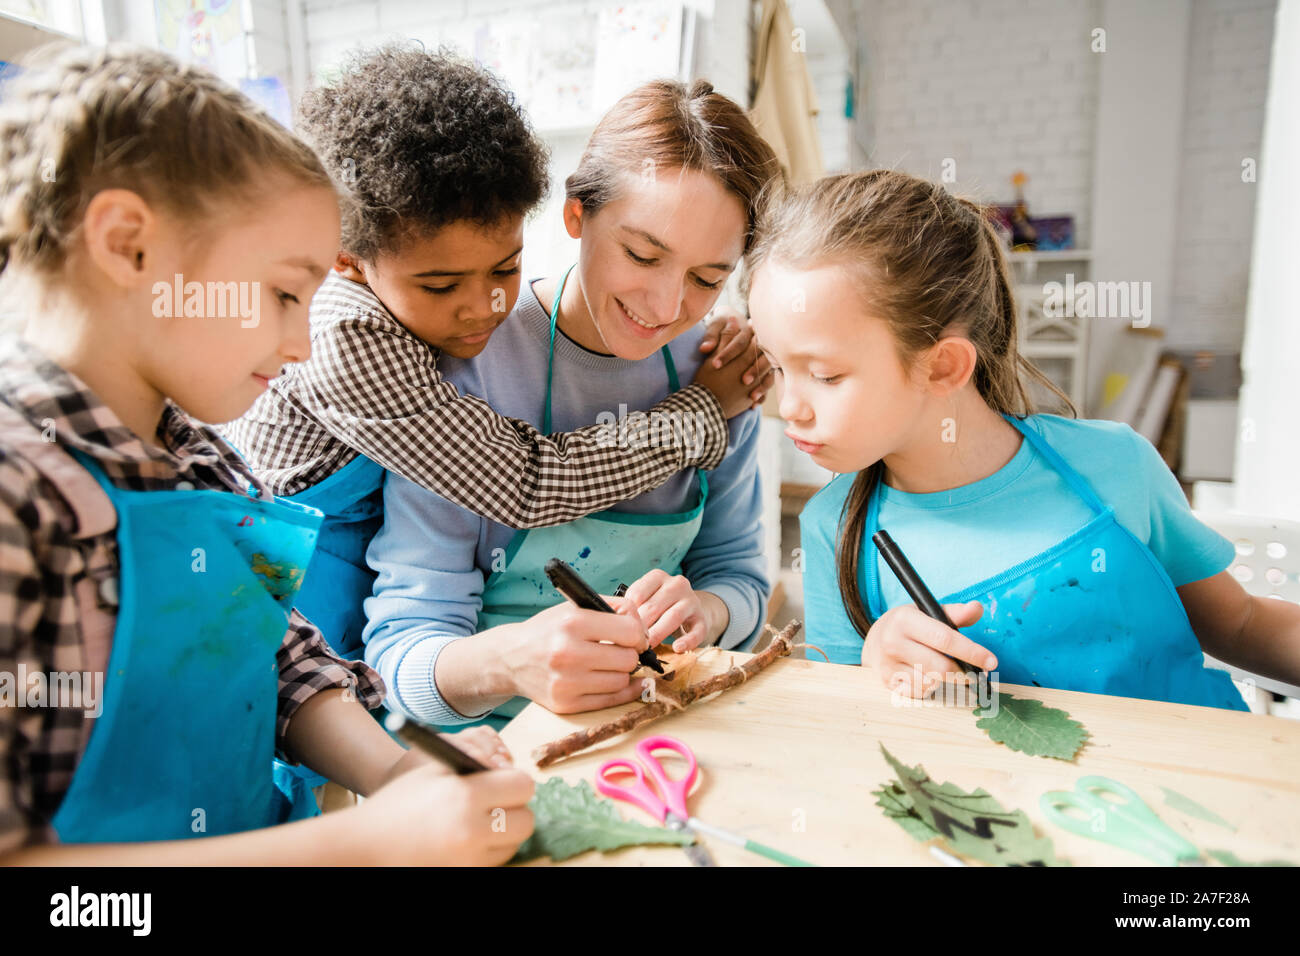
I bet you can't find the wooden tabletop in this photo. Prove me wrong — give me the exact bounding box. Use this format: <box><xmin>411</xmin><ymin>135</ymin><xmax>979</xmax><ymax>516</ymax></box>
<box><xmin>501</xmin><ymin>648</ymin><xmax>1300</xmax><ymax>866</ymax></box>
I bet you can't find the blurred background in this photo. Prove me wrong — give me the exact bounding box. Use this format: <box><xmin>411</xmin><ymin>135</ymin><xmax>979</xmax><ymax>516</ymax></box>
<box><xmin>3</xmin><ymin>0</ymin><xmax>1297</xmax><ymax>709</ymax></box>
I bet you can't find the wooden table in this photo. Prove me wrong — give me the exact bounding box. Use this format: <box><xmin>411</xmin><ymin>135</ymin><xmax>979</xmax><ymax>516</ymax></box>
<box><xmin>501</xmin><ymin>649</ymin><xmax>1300</xmax><ymax>866</ymax></box>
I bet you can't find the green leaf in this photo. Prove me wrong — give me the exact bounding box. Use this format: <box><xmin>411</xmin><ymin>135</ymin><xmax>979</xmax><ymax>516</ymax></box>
<box><xmin>511</xmin><ymin>777</ymin><xmax>695</xmax><ymax>863</ymax></box>
<box><xmin>1207</xmin><ymin>849</ymin><xmax>1297</xmax><ymax>867</ymax></box>
<box><xmin>873</xmin><ymin>782</ymin><xmax>940</xmax><ymax>842</ymax></box>
<box><xmin>974</xmin><ymin>692</ymin><xmax>1088</xmax><ymax>761</ymax></box>
<box><xmin>879</xmin><ymin>744</ymin><xmax>1066</xmax><ymax>866</ymax></box>
<box><xmin>1159</xmin><ymin>787</ymin><xmax>1236</xmax><ymax>831</ymax></box>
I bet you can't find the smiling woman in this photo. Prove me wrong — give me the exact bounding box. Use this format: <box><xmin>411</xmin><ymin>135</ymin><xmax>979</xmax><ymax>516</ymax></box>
<box><xmin>362</xmin><ymin>79</ymin><xmax>785</xmax><ymax>731</ymax></box>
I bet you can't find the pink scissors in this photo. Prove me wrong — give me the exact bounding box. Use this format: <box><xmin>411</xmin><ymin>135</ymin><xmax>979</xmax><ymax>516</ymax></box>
<box><xmin>596</xmin><ymin>735</ymin><xmax>715</xmax><ymax>866</ymax></box>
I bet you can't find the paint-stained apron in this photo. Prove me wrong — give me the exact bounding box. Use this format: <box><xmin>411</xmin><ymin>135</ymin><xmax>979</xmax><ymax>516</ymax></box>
<box><xmin>53</xmin><ymin>452</ymin><xmax>325</xmax><ymax>842</ymax></box>
<box><xmin>860</xmin><ymin>414</ymin><xmax>1247</xmax><ymax>710</ymax></box>
<box><xmin>284</xmin><ymin>451</ymin><xmax>386</xmax><ymax>661</ymax></box>
<box><xmin>470</xmin><ymin>266</ymin><xmax>709</xmax><ymax>730</ymax></box>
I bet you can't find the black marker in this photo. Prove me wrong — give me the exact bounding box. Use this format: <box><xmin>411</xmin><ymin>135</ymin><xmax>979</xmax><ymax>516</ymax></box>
<box><xmin>385</xmin><ymin>713</ymin><xmax>490</xmax><ymax>775</ymax></box>
<box><xmin>545</xmin><ymin>558</ymin><xmax>666</xmax><ymax>676</ymax></box>
<box><xmin>871</xmin><ymin>530</ymin><xmax>983</xmax><ymax>681</ymax></box>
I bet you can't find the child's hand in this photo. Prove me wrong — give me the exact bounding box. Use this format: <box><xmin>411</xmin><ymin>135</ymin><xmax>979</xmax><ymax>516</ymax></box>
<box><xmin>612</xmin><ymin>570</ymin><xmax>725</xmax><ymax>652</ymax></box>
<box><xmin>693</xmin><ymin>313</ymin><xmax>773</xmax><ymax>415</ymax></box>
<box><xmin>502</xmin><ymin>600</ymin><xmax>648</xmax><ymax>713</ymax></box>
<box><xmin>862</xmin><ymin>601</ymin><xmax>997</xmax><ymax>697</ymax></box>
<box><xmin>357</xmin><ymin>764</ymin><xmax>535</xmax><ymax>866</ymax></box>
<box><xmin>444</xmin><ymin>725</ymin><xmax>513</xmax><ymax>769</ymax></box>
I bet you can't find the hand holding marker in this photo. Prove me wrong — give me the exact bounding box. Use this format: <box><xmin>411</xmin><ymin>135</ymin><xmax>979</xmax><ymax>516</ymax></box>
<box><xmin>385</xmin><ymin>714</ymin><xmax>490</xmax><ymax>774</ymax></box>
<box><xmin>545</xmin><ymin>558</ymin><xmax>667</xmax><ymax>677</ymax></box>
<box><xmin>871</xmin><ymin>530</ymin><xmax>989</xmax><ymax>689</ymax></box>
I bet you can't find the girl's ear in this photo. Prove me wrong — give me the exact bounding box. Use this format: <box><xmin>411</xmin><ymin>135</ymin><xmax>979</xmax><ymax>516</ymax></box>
<box><xmin>924</xmin><ymin>334</ymin><xmax>979</xmax><ymax>396</ymax></box>
<box><xmin>562</xmin><ymin>198</ymin><xmax>585</xmax><ymax>240</ymax></box>
<box><xmin>334</xmin><ymin>251</ymin><xmax>367</xmax><ymax>282</ymax></box>
<box><xmin>82</xmin><ymin>189</ymin><xmax>155</xmax><ymax>289</ymax></box>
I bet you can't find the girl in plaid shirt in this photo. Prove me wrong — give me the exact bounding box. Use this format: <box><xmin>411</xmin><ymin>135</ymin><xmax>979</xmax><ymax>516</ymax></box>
<box><xmin>0</xmin><ymin>44</ymin><xmax>532</xmax><ymax>864</ymax></box>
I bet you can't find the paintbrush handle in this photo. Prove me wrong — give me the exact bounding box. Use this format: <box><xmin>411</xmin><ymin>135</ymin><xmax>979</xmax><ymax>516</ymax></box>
<box><xmin>687</xmin><ymin>818</ymin><xmax>818</xmax><ymax>867</ymax></box>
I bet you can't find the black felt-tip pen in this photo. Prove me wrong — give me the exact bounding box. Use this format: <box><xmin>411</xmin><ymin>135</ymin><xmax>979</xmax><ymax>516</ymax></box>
<box><xmin>871</xmin><ymin>530</ymin><xmax>983</xmax><ymax>680</ymax></box>
<box><xmin>385</xmin><ymin>714</ymin><xmax>490</xmax><ymax>775</ymax></box>
<box><xmin>545</xmin><ymin>558</ymin><xmax>666</xmax><ymax>676</ymax></box>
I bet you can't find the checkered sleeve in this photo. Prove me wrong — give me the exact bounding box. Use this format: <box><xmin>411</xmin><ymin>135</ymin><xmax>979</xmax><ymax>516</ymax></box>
<box><xmin>298</xmin><ymin>314</ymin><xmax>729</xmax><ymax>529</ymax></box>
<box><xmin>0</xmin><ymin>454</ymin><xmax>46</xmax><ymax>852</ymax></box>
<box><xmin>274</xmin><ymin>608</ymin><xmax>387</xmax><ymax>747</ymax></box>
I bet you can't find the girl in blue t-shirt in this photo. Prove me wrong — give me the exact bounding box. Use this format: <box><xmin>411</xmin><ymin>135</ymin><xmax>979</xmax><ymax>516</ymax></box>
<box><xmin>745</xmin><ymin>170</ymin><xmax>1300</xmax><ymax>710</ymax></box>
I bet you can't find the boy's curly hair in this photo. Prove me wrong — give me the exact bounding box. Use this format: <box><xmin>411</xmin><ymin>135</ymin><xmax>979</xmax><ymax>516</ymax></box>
<box><xmin>299</xmin><ymin>44</ymin><xmax>550</xmax><ymax>262</ymax></box>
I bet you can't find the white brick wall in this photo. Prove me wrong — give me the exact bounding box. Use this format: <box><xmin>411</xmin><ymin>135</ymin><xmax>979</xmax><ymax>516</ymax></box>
<box><xmin>853</xmin><ymin>0</ymin><xmax>1274</xmax><ymax>352</ymax></box>
<box><xmin>856</xmin><ymin>0</ymin><xmax>1101</xmax><ymax>245</ymax></box>
<box><xmin>1170</xmin><ymin>0</ymin><xmax>1275</xmax><ymax>349</ymax></box>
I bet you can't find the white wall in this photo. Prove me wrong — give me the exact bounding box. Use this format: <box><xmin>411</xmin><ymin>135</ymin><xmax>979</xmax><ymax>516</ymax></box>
<box><xmin>1170</xmin><ymin>0</ymin><xmax>1275</xmax><ymax>351</ymax></box>
<box><xmin>852</xmin><ymin>0</ymin><xmax>1275</xmax><ymax>414</ymax></box>
<box><xmin>1235</xmin><ymin>0</ymin><xmax>1300</xmax><ymax>521</ymax></box>
<box><xmin>855</xmin><ymin>0</ymin><xmax>1100</xmax><ymax>245</ymax></box>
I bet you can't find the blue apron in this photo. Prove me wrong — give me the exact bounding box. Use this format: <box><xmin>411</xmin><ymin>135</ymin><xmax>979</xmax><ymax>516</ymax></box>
<box><xmin>285</xmin><ymin>451</ymin><xmax>386</xmax><ymax>661</ymax></box>
<box><xmin>469</xmin><ymin>266</ymin><xmax>709</xmax><ymax>729</ymax></box>
<box><xmin>53</xmin><ymin>452</ymin><xmax>325</xmax><ymax>842</ymax></box>
<box><xmin>862</xmin><ymin>414</ymin><xmax>1247</xmax><ymax>711</ymax></box>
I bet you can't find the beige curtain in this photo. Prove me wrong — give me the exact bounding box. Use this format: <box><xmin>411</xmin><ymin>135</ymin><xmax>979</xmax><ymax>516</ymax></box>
<box><xmin>750</xmin><ymin>0</ymin><xmax>825</xmax><ymax>186</ymax></box>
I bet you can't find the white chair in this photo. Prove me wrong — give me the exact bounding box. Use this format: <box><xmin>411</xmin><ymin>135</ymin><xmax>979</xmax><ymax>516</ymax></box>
<box><xmin>1191</xmin><ymin>511</ymin><xmax>1300</xmax><ymax>709</ymax></box>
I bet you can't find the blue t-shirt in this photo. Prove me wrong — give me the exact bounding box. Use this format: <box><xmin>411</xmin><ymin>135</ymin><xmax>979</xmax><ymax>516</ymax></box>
<box><xmin>800</xmin><ymin>414</ymin><xmax>1234</xmax><ymax>665</ymax></box>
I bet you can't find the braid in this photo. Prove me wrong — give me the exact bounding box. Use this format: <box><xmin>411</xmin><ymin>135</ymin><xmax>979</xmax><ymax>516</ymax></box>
<box><xmin>0</xmin><ymin>43</ymin><xmax>334</xmax><ymax>277</ymax></box>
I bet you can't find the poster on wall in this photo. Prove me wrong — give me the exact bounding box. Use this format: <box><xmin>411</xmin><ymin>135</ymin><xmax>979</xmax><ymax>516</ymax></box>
<box><xmin>154</xmin><ymin>0</ymin><xmax>247</xmax><ymax>82</ymax></box>
<box><xmin>472</xmin><ymin>1</ymin><xmax>681</xmax><ymax>132</ymax></box>
<box><xmin>593</xmin><ymin>1</ymin><xmax>682</xmax><ymax>112</ymax></box>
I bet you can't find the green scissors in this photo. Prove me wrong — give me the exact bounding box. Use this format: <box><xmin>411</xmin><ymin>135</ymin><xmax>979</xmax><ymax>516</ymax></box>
<box><xmin>1040</xmin><ymin>776</ymin><xmax>1204</xmax><ymax>866</ymax></box>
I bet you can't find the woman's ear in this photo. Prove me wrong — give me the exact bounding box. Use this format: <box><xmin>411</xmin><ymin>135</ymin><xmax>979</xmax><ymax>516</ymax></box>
<box><xmin>562</xmin><ymin>198</ymin><xmax>585</xmax><ymax>240</ymax></box>
<box><xmin>81</xmin><ymin>189</ymin><xmax>155</xmax><ymax>289</ymax></box>
<box><xmin>924</xmin><ymin>334</ymin><xmax>979</xmax><ymax>397</ymax></box>
<box><xmin>334</xmin><ymin>251</ymin><xmax>367</xmax><ymax>283</ymax></box>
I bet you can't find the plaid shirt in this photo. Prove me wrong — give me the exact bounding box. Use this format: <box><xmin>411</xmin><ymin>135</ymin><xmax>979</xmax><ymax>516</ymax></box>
<box><xmin>220</xmin><ymin>271</ymin><xmax>728</xmax><ymax>520</ymax></box>
<box><xmin>0</xmin><ymin>336</ymin><xmax>384</xmax><ymax>851</ymax></box>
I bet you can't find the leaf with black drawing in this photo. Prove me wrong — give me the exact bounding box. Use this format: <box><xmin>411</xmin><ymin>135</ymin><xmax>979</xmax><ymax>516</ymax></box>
<box><xmin>511</xmin><ymin>777</ymin><xmax>695</xmax><ymax>863</ymax></box>
<box><xmin>880</xmin><ymin>744</ymin><xmax>1066</xmax><ymax>866</ymax></box>
<box><xmin>974</xmin><ymin>692</ymin><xmax>1088</xmax><ymax>761</ymax></box>
<box><xmin>875</xmin><ymin>781</ymin><xmax>941</xmax><ymax>842</ymax></box>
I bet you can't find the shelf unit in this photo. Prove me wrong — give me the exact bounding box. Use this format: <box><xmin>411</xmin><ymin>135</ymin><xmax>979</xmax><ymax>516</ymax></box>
<box><xmin>1008</xmin><ymin>249</ymin><xmax>1092</xmax><ymax>412</ymax></box>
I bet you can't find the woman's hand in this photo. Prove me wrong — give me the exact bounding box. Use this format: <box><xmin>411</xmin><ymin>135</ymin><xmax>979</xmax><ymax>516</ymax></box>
<box><xmin>862</xmin><ymin>601</ymin><xmax>996</xmax><ymax>696</ymax></box>
<box><xmin>499</xmin><ymin>600</ymin><xmax>650</xmax><ymax>713</ymax></box>
<box><xmin>614</xmin><ymin>568</ymin><xmax>729</xmax><ymax>652</ymax></box>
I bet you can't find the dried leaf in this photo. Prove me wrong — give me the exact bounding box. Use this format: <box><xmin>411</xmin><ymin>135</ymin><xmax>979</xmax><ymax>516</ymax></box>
<box><xmin>974</xmin><ymin>692</ymin><xmax>1087</xmax><ymax>761</ymax></box>
<box><xmin>511</xmin><ymin>777</ymin><xmax>694</xmax><ymax>863</ymax></box>
<box><xmin>880</xmin><ymin>744</ymin><xmax>1066</xmax><ymax>866</ymax></box>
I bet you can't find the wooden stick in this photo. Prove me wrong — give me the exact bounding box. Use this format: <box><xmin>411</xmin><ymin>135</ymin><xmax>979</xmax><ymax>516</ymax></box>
<box><xmin>532</xmin><ymin>620</ymin><xmax>803</xmax><ymax>768</ymax></box>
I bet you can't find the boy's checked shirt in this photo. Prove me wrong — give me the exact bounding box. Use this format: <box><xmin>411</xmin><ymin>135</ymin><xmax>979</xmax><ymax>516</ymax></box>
<box><xmin>0</xmin><ymin>336</ymin><xmax>384</xmax><ymax>851</ymax></box>
<box><xmin>220</xmin><ymin>271</ymin><xmax>728</xmax><ymax>521</ymax></box>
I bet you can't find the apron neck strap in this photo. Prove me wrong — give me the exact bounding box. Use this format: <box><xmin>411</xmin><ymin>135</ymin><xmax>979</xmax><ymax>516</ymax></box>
<box><xmin>862</xmin><ymin>413</ymin><xmax>1106</xmax><ymax>620</ymax></box>
<box><xmin>1001</xmin><ymin>413</ymin><xmax>1107</xmax><ymax>514</ymax></box>
<box><xmin>544</xmin><ymin>264</ymin><xmax>678</xmax><ymax>432</ymax></box>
